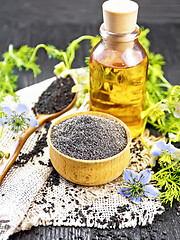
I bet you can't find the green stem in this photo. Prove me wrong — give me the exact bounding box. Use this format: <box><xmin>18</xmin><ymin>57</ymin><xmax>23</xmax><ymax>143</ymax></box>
<box><xmin>141</xmin><ymin>117</ymin><xmax>151</xmax><ymax>150</ymax></box>
<box><xmin>169</xmin><ymin>85</ymin><xmax>180</xmax><ymax>102</ymax></box>
<box><xmin>29</xmin><ymin>44</ymin><xmax>47</xmax><ymax>62</ymax></box>
<box><xmin>67</xmin><ymin>35</ymin><xmax>95</xmax><ymax>68</ymax></box>
<box><xmin>159</xmin><ymin>74</ymin><xmax>173</xmax><ymax>89</ymax></box>
<box><xmin>0</xmin><ymin>126</ymin><xmax>4</xmax><ymax>140</ymax></box>
<box><xmin>155</xmin><ymin>89</ymin><xmax>164</xmax><ymax>100</ymax></box>
<box><xmin>62</xmin><ymin>52</ymin><xmax>69</xmax><ymax>69</ymax></box>
<box><xmin>29</xmin><ymin>44</ymin><xmax>69</xmax><ymax>68</ymax></box>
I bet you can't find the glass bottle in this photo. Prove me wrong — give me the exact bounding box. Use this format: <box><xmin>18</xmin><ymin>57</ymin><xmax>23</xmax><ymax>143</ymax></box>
<box><xmin>89</xmin><ymin>0</ymin><xmax>148</xmax><ymax>139</ymax></box>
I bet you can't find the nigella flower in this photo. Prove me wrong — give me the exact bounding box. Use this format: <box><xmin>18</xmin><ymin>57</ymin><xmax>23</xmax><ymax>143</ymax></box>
<box><xmin>174</xmin><ymin>101</ymin><xmax>180</xmax><ymax>118</ymax></box>
<box><xmin>150</xmin><ymin>140</ymin><xmax>180</xmax><ymax>167</ymax></box>
<box><xmin>119</xmin><ymin>169</ymin><xmax>160</xmax><ymax>204</ymax></box>
<box><xmin>168</xmin><ymin>133</ymin><xmax>177</xmax><ymax>141</ymax></box>
<box><xmin>0</xmin><ymin>104</ymin><xmax>38</xmax><ymax>134</ymax></box>
<box><xmin>54</xmin><ymin>62</ymin><xmax>67</xmax><ymax>76</ymax></box>
<box><xmin>0</xmin><ymin>146</ymin><xmax>10</xmax><ymax>161</ymax></box>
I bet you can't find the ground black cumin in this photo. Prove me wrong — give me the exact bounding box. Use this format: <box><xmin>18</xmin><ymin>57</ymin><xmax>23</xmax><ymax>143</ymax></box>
<box><xmin>51</xmin><ymin>115</ymin><xmax>127</xmax><ymax>160</ymax></box>
<box><xmin>33</xmin><ymin>75</ymin><xmax>75</xmax><ymax>114</ymax></box>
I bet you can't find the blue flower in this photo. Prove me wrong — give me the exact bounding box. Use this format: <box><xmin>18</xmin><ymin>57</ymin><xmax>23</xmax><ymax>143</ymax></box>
<box><xmin>151</xmin><ymin>141</ymin><xmax>178</xmax><ymax>158</ymax></box>
<box><xmin>150</xmin><ymin>140</ymin><xmax>180</xmax><ymax>167</ymax></box>
<box><xmin>119</xmin><ymin>169</ymin><xmax>160</xmax><ymax>204</ymax></box>
<box><xmin>0</xmin><ymin>104</ymin><xmax>38</xmax><ymax>134</ymax></box>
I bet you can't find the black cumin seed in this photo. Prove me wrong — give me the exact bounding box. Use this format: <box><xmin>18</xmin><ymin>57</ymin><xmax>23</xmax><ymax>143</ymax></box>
<box><xmin>32</xmin><ymin>76</ymin><xmax>75</xmax><ymax>115</ymax></box>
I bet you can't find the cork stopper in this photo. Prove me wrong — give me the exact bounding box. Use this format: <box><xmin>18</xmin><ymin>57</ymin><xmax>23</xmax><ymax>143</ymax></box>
<box><xmin>102</xmin><ymin>0</ymin><xmax>139</xmax><ymax>34</ymax></box>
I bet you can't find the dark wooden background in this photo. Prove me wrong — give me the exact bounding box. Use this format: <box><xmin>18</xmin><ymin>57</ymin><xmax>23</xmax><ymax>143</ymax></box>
<box><xmin>0</xmin><ymin>0</ymin><xmax>179</xmax><ymax>239</ymax></box>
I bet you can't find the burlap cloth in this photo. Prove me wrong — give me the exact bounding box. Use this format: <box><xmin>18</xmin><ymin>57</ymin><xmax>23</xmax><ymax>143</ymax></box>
<box><xmin>0</xmin><ymin>69</ymin><xmax>164</xmax><ymax>240</ymax></box>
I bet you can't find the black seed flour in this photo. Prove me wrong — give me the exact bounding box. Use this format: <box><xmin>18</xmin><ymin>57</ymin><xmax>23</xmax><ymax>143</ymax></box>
<box><xmin>51</xmin><ymin>115</ymin><xmax>127</xmax><ymax>160</ymax></box>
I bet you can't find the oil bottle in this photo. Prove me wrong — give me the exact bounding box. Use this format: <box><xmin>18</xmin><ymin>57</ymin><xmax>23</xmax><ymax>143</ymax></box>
<box><xmin>89</xmin><ymin>0</ymin><xmax>148</xmax><ymax>139</ymax></box>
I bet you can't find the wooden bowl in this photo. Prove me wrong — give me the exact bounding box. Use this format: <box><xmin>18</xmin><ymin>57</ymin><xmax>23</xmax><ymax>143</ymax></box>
<box><xmin>47</xmin><ymin>111</ymin><xmax>131</xmax><ymax>186</ymax></box>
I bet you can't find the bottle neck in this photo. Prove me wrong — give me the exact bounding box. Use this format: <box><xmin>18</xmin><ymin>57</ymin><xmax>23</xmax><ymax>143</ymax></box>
<box><xmin>100</xmin><ymin>24</ymin><xmax>140</xmax><ymax>51</ymax></box>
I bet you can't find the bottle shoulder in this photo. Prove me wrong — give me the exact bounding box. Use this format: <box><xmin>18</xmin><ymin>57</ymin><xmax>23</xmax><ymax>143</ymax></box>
<box><xmin>90</xmin><ymin>40</ymin><xmax>148</xmax><ymax>68</ymax></box>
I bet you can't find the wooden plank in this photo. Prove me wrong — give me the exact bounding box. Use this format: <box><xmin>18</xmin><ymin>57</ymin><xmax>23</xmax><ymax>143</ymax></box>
<box><xmin>0</xmin><ymin>1</ymin><xmax>180</xmax><ymax>239</ymax></box>
<box><xmin>0</xmin><ymin>0</ymin><xmax>180</xmax><ymax>25</ymax></box>
<box><xmin>10</xmin><ymin>205</ymin><xmax>180</xmax><ymax>239</ymax></box>
<box><xmin>137</xmin><ymin>0</ymin><xmax>180</xmax><ymax>5</ymax></box>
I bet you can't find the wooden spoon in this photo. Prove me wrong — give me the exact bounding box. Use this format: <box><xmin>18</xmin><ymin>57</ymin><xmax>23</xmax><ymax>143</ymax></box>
<box><xmin>0</xmin><ymin>83</ymin><xmax>77</xmax><ymax>184</ymax></box>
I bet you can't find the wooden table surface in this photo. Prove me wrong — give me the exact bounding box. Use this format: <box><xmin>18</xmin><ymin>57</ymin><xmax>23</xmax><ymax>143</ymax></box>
<box><xmin>0</xmin><ymin>0</ymin><xmax>179</xmax><ymax>239</ymax></box>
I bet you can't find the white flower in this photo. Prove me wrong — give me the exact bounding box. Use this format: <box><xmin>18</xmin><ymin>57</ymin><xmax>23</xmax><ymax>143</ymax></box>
<box><xmin>174</xmin><ymin>101</ymin><xmax>180</xmax><ymax>118</ymax></box>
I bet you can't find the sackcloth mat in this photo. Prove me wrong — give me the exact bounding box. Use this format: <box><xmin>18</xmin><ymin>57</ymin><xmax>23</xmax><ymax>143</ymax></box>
<box><xmin>0</xmin><ymin>68</ymin><xmax>164</xmax><ymax>240</ymax></box>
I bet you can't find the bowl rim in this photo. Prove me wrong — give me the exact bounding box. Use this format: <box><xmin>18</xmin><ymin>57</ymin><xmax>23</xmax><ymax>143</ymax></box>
<box><xmin>48</xmin><ymin>111</ymin><xmax>131</xmax><ymax>164</ymax></box>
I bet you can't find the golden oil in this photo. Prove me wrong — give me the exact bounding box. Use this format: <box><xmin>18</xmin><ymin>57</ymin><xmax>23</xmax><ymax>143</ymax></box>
<box><xmin>89</xmin><ymin>25</ymin><xmax>148</xmax><ymax>139</ymax></box>
<box><xmin>90</xmin><ymin>54</ymin><xmax>148</xmax><ymax>139</ymax></box>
